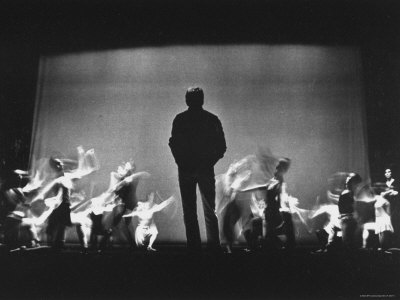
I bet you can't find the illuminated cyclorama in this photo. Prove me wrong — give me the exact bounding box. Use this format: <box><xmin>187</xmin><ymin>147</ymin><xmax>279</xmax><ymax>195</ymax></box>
<box><xmin>9</xmin><ymin>44</ymin><xmax>375</xmax><ymax>250</ymax></box>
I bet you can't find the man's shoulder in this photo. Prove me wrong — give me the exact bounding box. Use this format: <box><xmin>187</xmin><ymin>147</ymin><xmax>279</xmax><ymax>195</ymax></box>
<box><xmin>172</xmin><ymin>111</ymin><xmax>188</xmax><ymax>124</ymax></box>
<box><xmin>175</xmin><ymin>109</ymin><xmax>220</xmax><ymax>121</ymax></box>
<box><xmin>174</xmin><ymin>111</ymin><xmax>186</xmax><ymax>118</ymax></box>
<box><xmin>202</xmin><ymin>109</ymin><xmax>219</xmax><ymax>120</ymax></box>
<box><xmin>194</xmin><ymin>109</ymin><xmax>221</xmax><ymax>125</ymax></box>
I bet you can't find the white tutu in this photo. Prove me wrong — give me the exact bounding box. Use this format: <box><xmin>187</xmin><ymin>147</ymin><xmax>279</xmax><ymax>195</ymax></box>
<box><xmin>375</xmin><ymin>216</ymin><xmax>394</xmax><ymax>234</ymax></box>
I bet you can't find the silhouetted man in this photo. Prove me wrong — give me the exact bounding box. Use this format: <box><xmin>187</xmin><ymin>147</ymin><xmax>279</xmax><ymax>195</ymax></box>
<box><xmin>169</xmin><ymin>87</ymin><xmax>226</xmax><ymax>252</ymax></box>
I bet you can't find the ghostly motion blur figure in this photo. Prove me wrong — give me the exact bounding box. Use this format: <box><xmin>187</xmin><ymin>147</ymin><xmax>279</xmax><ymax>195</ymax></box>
<box><xmin>31</xmin><ymin>146</ymin><xmax>99</xmax><ymax>251</ymax></box>
<box><xmin>384</xmin><ymin>168</ymin><xmax>400</xmax><ymax>247</ymax></box>
<box><xmin>338</xmin><ymin>173</ymin><xmax>362</xmax><ymax>250</ymax></box>
<box><xmin>264</xmin><ymin>158</ymin><xmax>296</xmax><ymax>250</ymax></box>
<box><xmin>169</xmin><ymin>87</ymin><xmax>227</xmax><ymax>252</ymax></box>
<box><xmin>123</xmin><ymin>192</ymin><xmax>175</xmax><ymax>251</ymax></box>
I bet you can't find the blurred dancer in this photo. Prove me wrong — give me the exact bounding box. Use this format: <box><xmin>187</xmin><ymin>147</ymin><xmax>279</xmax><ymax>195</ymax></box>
<box><xmin>360</xmin><ymin>185</ymin><xmax>394</xmax><ymax>250</ymax></box>
<box><xmin>123</xmin><ymin>192</ymin><xmax>175</xmax><ymax>251</ymax></box>
<box><xmin>374</xmin><ymin>194</ymin><xmax>393</xmax><ymax>250</ymax></box>
<box><xmin>69</xmin><ymin>191</ymin><xmax>93</xmax><ymax>253</ymax></box>
<box><xmin>264</xmin><ymin>158</ymin><xmax>295</xmax><ymax>250</ymax></box>
<box><xmin>106</xmin><ymin>161</ymin><xmax>150</xmax><ymax>250</ymax></box>
<box><xmin>86</xmin><ymin>173</ymin><xmax>123</xmax><ymax>252</ymax></box>
<box><xmin>32</xmin><ymin>146</ymin><xmax>98</xmax><ymax>251</ymax></box>
<box><xmin>87</xmin><ymin>192</ymin><xmax>115</xmax><ymax>252</ymax></box>
<box><xmin>383</xmin><ymin>168</ymin><xmax>399</xmax><ymax>247</ymax></box>
<box><xmin>241</xmin><ymin>192</ymin><xmax>265</xmax><ymax>251</ymax></box>
<box><xmin>0</xmin><ymin>171</ymin><xmax>42</xmax><ymax>249</ymax></box>
<box><xmin>169</xmin><ymin>87</ymin><xmax>226</xmax><ymax>253</ymax></box>
<box><xmin>216</xmin><ymin>158</ymin><xmax>252</xmax><ymax>253</ymax></box>
<box><xmin>67</xmin><ymin>162</ymin><xmax>149</xmax><ymax>252</ymax></box>
<box><xmin>310</xmin><ymin>172</ymin><xmax>348</xmax><ymax>252</ymax></box>
<box><xmin>338</xmin><ymin>173</ymin><xmax>362</xmax><ymax>251</ymax></box>
<box><xmin>215</xmin><ymin>158</ymin><xmax>252</xmax><ymax>216</ymax></box>
<box><xmin>310</xmin><ymin>204</ymin><xmax>341</xmax><ymax>252</ymax></box>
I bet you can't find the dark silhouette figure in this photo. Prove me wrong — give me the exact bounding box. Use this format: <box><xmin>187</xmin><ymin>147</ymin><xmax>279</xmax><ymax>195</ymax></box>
<box><xmin>169</xmin><ymin>87</ymin><xmax>227</xmax><ymax>252</ymax></box>
<box><xmin>338</xmin><ymin>173</ymin><xmax>362</xmax><ymax>251</ymax></box>
<box><xmin>264</xmin><ymin>158</ymin><xmax>295</xmax><ymax>251</ymax></box>
<box><xmin>41</xmin><ymin>158</ymin><xmax>73</xmax><ymax>252</ymax></box>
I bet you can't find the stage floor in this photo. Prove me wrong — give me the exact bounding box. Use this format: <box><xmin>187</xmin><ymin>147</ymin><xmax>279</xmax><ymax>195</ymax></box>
<box><xmin>0</xmin><ymin>245</ymin><xmax>399</xmax><ymax>300</ymax></box>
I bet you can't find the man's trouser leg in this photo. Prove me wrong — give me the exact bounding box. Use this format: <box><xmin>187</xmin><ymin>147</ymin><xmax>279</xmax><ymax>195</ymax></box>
<box><xmin>179</xmin><ymin>169</ymin><xmax>201</xmax><ymax>251</ymax></box>
<box><xmin>198</xmin><ymin>168</ymin><xmax>220</xmax><ymax>249</ymax></box>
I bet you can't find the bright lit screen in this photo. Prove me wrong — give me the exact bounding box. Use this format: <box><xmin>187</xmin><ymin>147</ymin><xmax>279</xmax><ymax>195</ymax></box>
<box><xmin>31</xmin><ymin>45</ymin><xmax>369</xmax><ymax>243</ymax></box>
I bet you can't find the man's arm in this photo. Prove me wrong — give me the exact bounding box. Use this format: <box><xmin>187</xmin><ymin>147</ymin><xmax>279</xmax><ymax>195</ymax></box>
<box><xmin>169</xmin><ymin>116</ymin><xmax>186</xmax><ymax>165</ymax></box>
<box><xmin>213</xmin><ymin>117</ymin><xmax>227</xmax><ymax>162</ymax></box>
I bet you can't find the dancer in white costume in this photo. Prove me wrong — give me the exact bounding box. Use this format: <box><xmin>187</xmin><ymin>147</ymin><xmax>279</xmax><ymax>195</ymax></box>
<box><xmin>31</xmin><ymin>146</ymin><xmax>99</xmax><ymax>251</ymax></box>
<box><xmin>123</xmin><ymin>192</ymin><xmax>175</xmax><ymax>251</ymax></box>
<box><xmin>374</xmin><ymin>195</ymin><xmax>393</xmax><ymax>249</ymax></box>
<box><xmin>70</xmin><ymin>161</ymin><xmax>150</xmax><ymax>251</ymax></box>
<box><xmin>360</xmin><ymin>187</ymin><xmax>394</xmax><ymax>250</ymax></box>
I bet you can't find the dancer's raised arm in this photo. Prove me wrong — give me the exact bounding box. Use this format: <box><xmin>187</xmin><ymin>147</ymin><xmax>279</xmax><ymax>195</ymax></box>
<box><xmin>111</xmin><ymin>171</ymin><xmax>151</xmax><ymax>192</ymax></box>
<box><xmin>67</xmin><ymin>147</ymin><xmax>99</xmax><ymax>180</ymax></box>
<box><xmin>152</xmin><ymin>196</ymin><xmax>176</xmax><ymax>213</ymax></box>
<box><xmin>31</xmin><ymin>177</ymin><xmax>61</xmax><ymax>203</ymax></box>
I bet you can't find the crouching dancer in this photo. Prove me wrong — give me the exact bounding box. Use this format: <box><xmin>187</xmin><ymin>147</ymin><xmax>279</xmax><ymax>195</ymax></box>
<box><xmin>123</xmin><ymin>192</ymin><xmax>175</xmax><ymax>251</ymax></box>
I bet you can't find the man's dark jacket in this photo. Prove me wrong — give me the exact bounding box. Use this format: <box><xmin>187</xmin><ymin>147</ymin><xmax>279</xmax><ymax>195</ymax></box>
<box><xmin>169</xmin><ymin>107</ymin><xmax>227</xmax><ymax>171</ymax></box>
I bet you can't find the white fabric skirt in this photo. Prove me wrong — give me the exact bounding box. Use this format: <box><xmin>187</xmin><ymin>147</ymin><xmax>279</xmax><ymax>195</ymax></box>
<box><xmin>375</xmin><ymin>216</ymin><xmax>394</xmax><ymax>234</ymax></box>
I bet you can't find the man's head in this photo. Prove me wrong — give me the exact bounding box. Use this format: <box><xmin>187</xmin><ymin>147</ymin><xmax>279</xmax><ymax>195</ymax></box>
<box><xmin>185</xmin><ymin>87</ymin><xmax>204</xmax><ymax>108</ymax></box>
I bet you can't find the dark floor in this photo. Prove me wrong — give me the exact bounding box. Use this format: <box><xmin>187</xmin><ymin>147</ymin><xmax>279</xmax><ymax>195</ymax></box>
<box><xmin>0</xmin><ymin>245</ymin><xmax>399</xmax><ymax>300</ymax></box>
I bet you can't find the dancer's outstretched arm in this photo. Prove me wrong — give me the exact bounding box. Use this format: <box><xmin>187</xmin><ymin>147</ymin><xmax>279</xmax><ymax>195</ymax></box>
<box><xmin>31</xmin><ymin>177</ymin><xmax>61</xmax><ymax>203</ymax></box>
<box><xmin>381</xmin><ymin>189</ymin><xmax>398</xmax><ymax>197</ymax></box>
<box><xmin>152</xmin><ymin>196</ymin><xmax>175</xmax><ymax>213</ymax></box>
<box><xmin>22</xmin><ymin>171</ymin><xmax>45</xmax><ymax>193</ymax></box>
<box><xmin>355</xmin><ymin>195</ymin><xmax>376</xmax><ymax>203</ymax></box>
<box><xmin>124</xmin><ymin>171</ymin><xmax>151</xmax><ymax>184</ymax></box>
<box><xmin>111</xmin><ymin>171</ymin><xmax>151</xmax><ymax>192</ymax></box>
<box><xmin>29</xmin><ymin>188</ymin><xmax>63</xmax><ymax>226</ymax></box>
<box><xmin>67</xmin><ymin>148</ymin><xmax>98</xmax><ymax>180</ymax></box>
<box><xmin>122</xmin><ymin>209</ymin><xmax>139</xmax><ymax>218</ymax></box>
<box><xmin>309</xmin><ymin>205</ymin><xmax>330</xmax><ymax>219</ymax></box>
<box><xmin>230</xmin><ymin>170</ymin><xmax>251</xmax><ymax>200</ymax></box>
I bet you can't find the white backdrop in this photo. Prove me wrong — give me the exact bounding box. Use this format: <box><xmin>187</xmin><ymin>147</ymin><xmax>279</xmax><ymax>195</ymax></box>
<box><xmin>31</xmin><ymin>45</ymin><xmax>369</xmax><ymax>243</ymax></box>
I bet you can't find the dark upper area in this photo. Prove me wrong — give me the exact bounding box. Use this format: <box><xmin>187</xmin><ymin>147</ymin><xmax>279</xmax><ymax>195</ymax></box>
<box><xmin>0</xmin><ymin>0</ymin><xmax>399</xmax><ymax>53</ymax></box>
